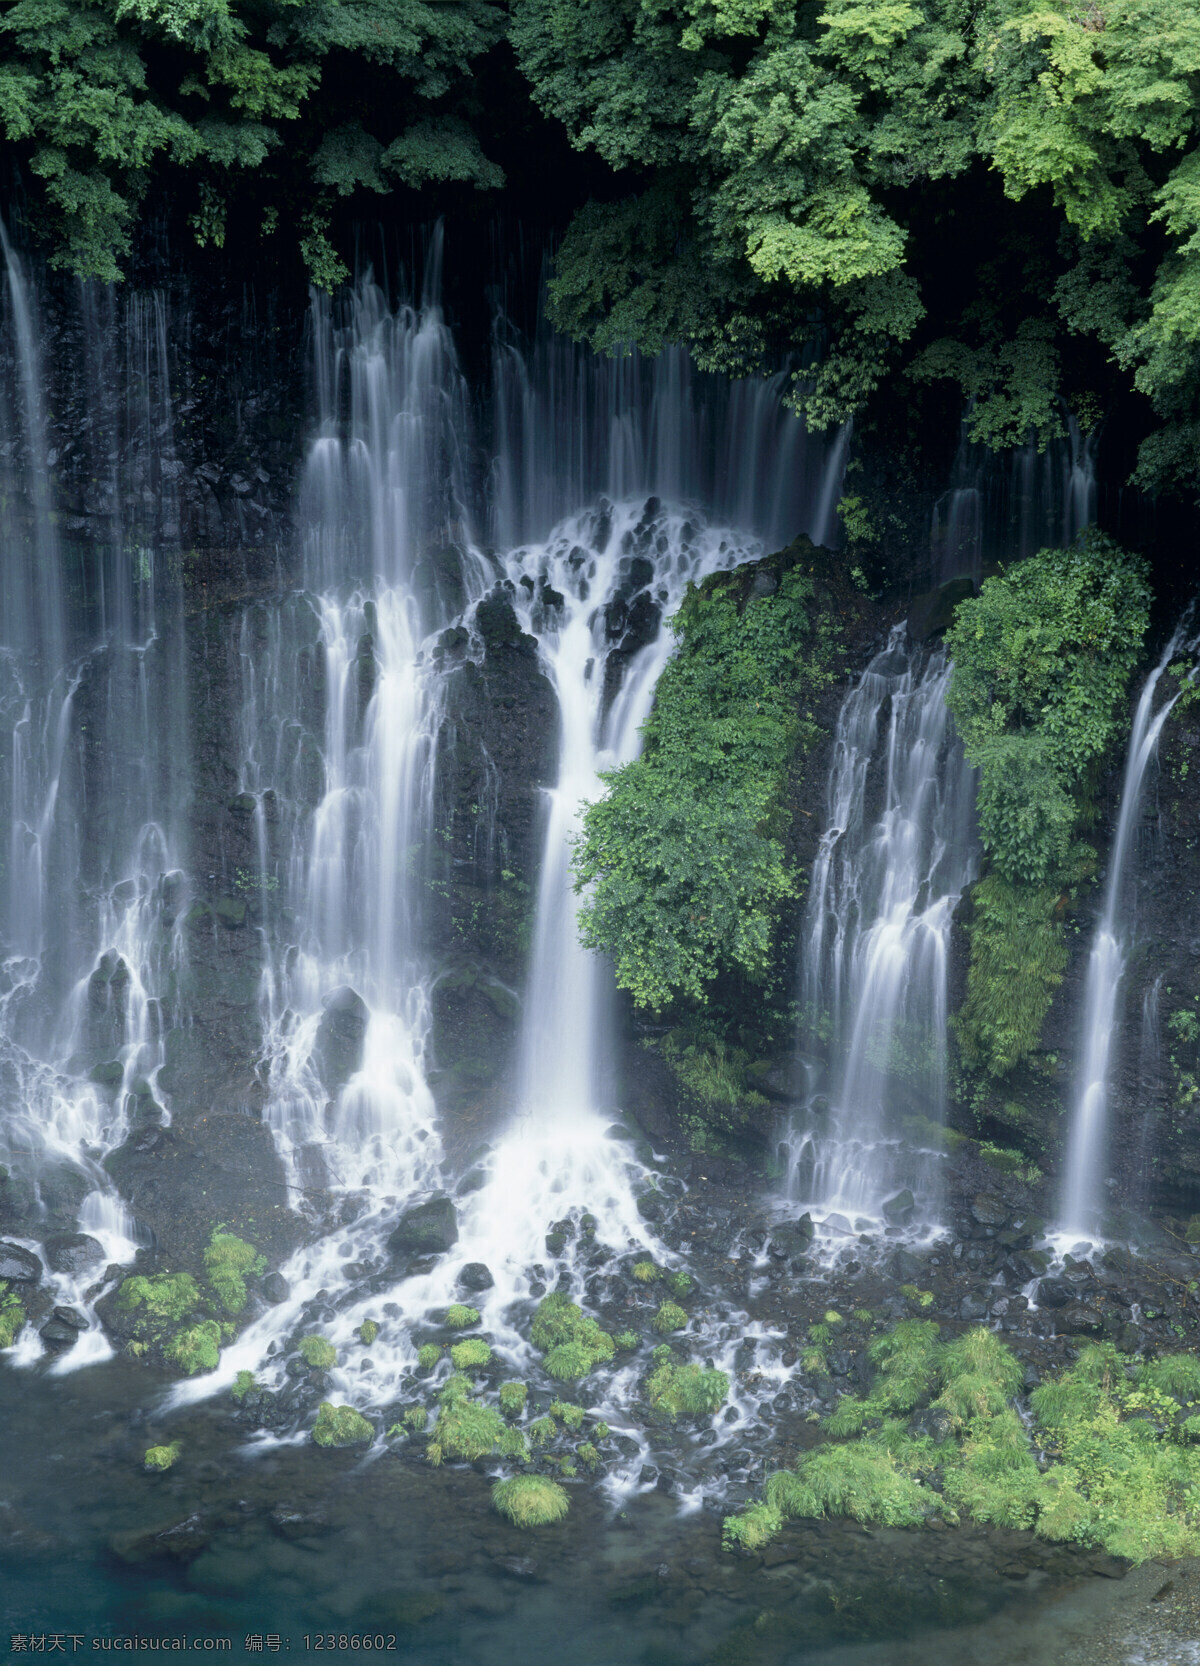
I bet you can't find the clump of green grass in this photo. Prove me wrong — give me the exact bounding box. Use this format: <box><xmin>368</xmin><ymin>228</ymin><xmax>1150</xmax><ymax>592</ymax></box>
<box><xmin>204</xmin><ymin>1228</ymin><xmax>266</xmax><ymax>1314</ymax></box>
<box><xmin>499</xmin><ymin>1381</ymin><xmax>527</xmax><ymax>1417</ymax></box>
<box><xmin>549</xmin><ymin>1400</ymin><xmax>585</xmax><ymax>1432</ymax></box>
<box><xmin>724</xmin><ymin>1323</ymin><xmax>1200</xmax><ymax>1564</ymax></box>
<box><xmin>492</xmin><ymin>1475</ymin><xmax>569</xmax><ymax>1527</ymax></box>
<box><xmin>165</xmin><ymin>1320</ymin><xmax>221</xmax><ymax>1375</ymax></box>
<box><xmin>444</xmin><ymin>1304</ymin><xmax>480</xmax><ymax>1329</ymax></box>
<box><xmin>531</xmin><ymin>1292</ymin><xmax>615</xmax><ymax>1380</ymax></box>
<box><xmin>651</xmin><ymin>1301</ymin><xmax>687</xmax><ymax>1334</ymax></box>
<box><xmin>231</xmin><ymin>1369</ymin><xmax>259</xmax><ymax>1402</ymax></box>
<box><xmin>428</xmin><ymin>1374</ymin><xmax>526</xmax><ymax>1466</ymax></box>
<box><xmin>450</xmin><ymin>1338</ymin><xmax>492</xmax><ymax>1371</ymax></box>
<box><xmin>299</xmin><ymin>1335</ymin><xmax>336</xmax><ymax>1370</ymax></box>
<box><xmin>645</xmin><ymin>1349</ymin><xmax>729</xmax><ymax>1418</ymax></box>
<box><xmin>614</xmin><ymin>1330</ymin><xmax>638</xmax><ymax>1351</ymax></box>
<box><xmin>631</xmin><ymin>1260</ymin><xmax>659</xmax><ymax>1283</ymax></box>
<box><xmin>417</xmin><ymin>1343</ymin><xmax>441</xmax><ymax>1370</ymax></box>
<box><xmin>312</xmin><ymin>1402</ymin><xmax>373</xmax><ymax>1448</ymax></box>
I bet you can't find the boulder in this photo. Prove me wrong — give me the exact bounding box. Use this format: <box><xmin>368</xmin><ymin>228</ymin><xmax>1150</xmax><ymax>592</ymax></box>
<box><xmin>0</xmin><ymin>1242</ymin><xmax>41</xmax><ymax>1283</ymax></box>
<box><xmin>387</xmin><ymin>1195</ymin><xmax>458</xmax><ymax>1257</ymax></box>
<box><xmin>959</xmin><ymin>1291</ymin><xmax>989</xmax><ymax>1321</ymax></box>
<box><xmin>1036</xmin><ymin>1276</ymin><xmax>1073</xmax><ymax>1309</ymax></box>
<box><xmin>39</xmin><ymin>1307</ymin><xmax>87</xmax><ymax>1349</ymax></box>
<box><xmin>970</xmin><ymin>1194</ymin><xmax>1009</xmax><ymax>1228</ymax></box>
<box><xmin>458</xmin><ymin>1262</ymin><xmax>494</xmax><ymax>1292</ymax></box>
<box><xmin>261</xmin><ymin>1272</ymin><xmax>290</xmax><ymax>1304</ymax></box>
<box><xmin>771</xmin><ymin>1215</ymin><xmax>815</xmax><ymax>1260</ymax></box>
<box><xmin>1056</xmin><ymin>1303</ymin><xmax>1106</xmax><ymax>1336</ymax></box>
<box><xmin>908</xmin><ymin>1406</ymin><xmax>954</xmax><ymax>1444</ymax></box>
<box><xmin>43</xmin><ymin>1233</ymin><xmax>105</xmax><ymax>1275</ymax></box>
<box><xmin>888</xmin><ymin>1248</ymin><xmax>927</xmax><ymax>1284</ymax></box>
<box><xmin>314</xmin><ymin>985</ymin><xmax>369</xmax><ymax>1093</ymax></box>
<box><xmin>882</xmin><ymin>1190</ymin><xmax>915</xmax><ymax>1225</ymax></box>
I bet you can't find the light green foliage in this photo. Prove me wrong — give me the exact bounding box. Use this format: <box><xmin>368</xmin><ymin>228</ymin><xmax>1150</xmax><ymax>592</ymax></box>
<box><xmin>450</xmin><ymin>1338</ymin><xmax>492</xmax><ymax>1371</ymax></box>
<box><xmin>531</xmin><ymin>1293</ymin><xmax>615</xmax><ymax>1380</ymax></box>
<box><xmin>576</xmin><ymin>1440</ymin><xmax>600</xmax><ymax>1469</ymax></box>
<box><xmin>165</xmin><ymin>1319</ymin><xmax>221</xmax><ymax>1375</ymax></box>
<box><xmin>312</xmin><ymin>1401</ymin><xmax>373</xmax><ymax>1448</ymax></box>
<box><xmin>512</xmin><ymin>0</ymin><xmax>1200</xmax><ymax>493</ymax></box>
<box><xmin>204</xmin><ymin>1229</ymin><xmax>265</xmax><ymax>1314</ymax></box>
<box><xmin>499</xmin><ymin>1381</ymin><xmax>528</xmax><ymax>1417</ymax></box>
<box><xmin>726</xmin><ymin>1324</ymin><xmax>1200</xmax><ymax>1562</ymax></box>
<box><xmin>429</xmin><ymin>1374</ymin><xmax>526</xmax><ymax>1466</ymax></box>
<box><xmin>631</xmin><ymin>1261</ymin><xmax>660</xmax><ymax>1283</ymax></box>
<box><xmin>947</xmin><ymin>538</ymin><xmax>1151</xmax><ymax>1075</ymax></box>
<box><xmin>492</xmin><ymin>1475</ymin><xmax>570</xmax><ymax>1527</ymax></box>
<box><xmin>0</xmin><ymin>1283</ymin><xmax>25</xmax><ymax>1347</ymax></box>
<box><xmin>1</xmin><ymin>0</ymin><xmax>506</xmax><ymax>283</ymax></box>
<box><xmin>444</xmin><ymin>1304</ymin><xmax>480</xmax><ymax>1329</ymax></box>
<box><xmin>299</xmin><ymin>1335</ymin><xmax>336</xmax><ymax>1370</ymax></box>
<box><xmin>652</xmin><ymin>1301</ymin><xmax>688</xmax><ymax>1334</ymax></box>
<box><xmin>358</xmin><ymin>1319</ymin><xmax>379</xmax><ymax>1346</ymax></box>
<box><xmin>528</xmin><ymin>1415</ymin><xmax>558</xmax><ymax>1446</ymax></box>
<box><xmin>231</xmin><ymin>1369</ymin><xmax>259</xmax><ymax>1402</ymax></box>
<box><xmin>143</xmin><ymin>1441</ymin><xmax>181</xmax><ymax>1471</ymax></box>
<box><xmin>645</xmin><ymin>1353</ymin><xmax>730</xmax><ymax>1418</ymax></box>
<box><xmin>573</xmin><ymin>561</ymin><xmax>838</xmax><ymax>1013</ymax></box>
<box><xmin>549</xmin><ymin>1400</ymin><xmax>585</xmax><ymax>1432</ymax></box>
<box><xmin>404</xmin><ymin>1406</ymin><xmax>428</xmax><ymax>1431</ymax></box>
<box><xmin>417</xmin><ymin>1343</ymin><xmax>441</xmax><ymax>1371</ymax></box>
<box><xmin>117</xmin><ymin>1272</ymin><xmax>200</xmax><ymax>1321</ymax></box>
<box><xmin>614</xmin><ymin>1331</ymin><xmax>639</xmax><ymax>1351</ymax></box>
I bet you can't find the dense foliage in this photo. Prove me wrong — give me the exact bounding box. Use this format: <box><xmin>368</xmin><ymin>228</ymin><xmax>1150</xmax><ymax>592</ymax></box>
<box><xmin>572</xmin><ymin>552</ymin><xmax>838</xmax><ymax>1013</ymax></box>
<box><xmin>512</xmin><ymin>0</ymin><xmax>1200</xmax><ymax>495</ymax></box>
<box><xmin>945</xmin><ymin>536</ymin><xmax>1150</xmax><ymax>1075</ymax></box>
<box><xmin>0</xmin><ymin>0</ymin><xmax>505</xmax><ymax>283</ymax></box>
<box><xmin>725</xmin><ymin>1325</ymin><xmax>1200</xmax><ymax>1563</ymax></box>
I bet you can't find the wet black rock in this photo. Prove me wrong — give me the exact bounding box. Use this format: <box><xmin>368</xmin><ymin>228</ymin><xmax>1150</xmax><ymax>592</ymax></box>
<box><xmin>314</xmin><ymin>985</ymin><xmax>369</xmax><ymax>1093</ymax></box>
<box><xmin>970</xmin><ymin>1194</ymin><xmax>1009</xmax><ymax>1228</ymax></box>
<box><xmin>770</xmin><ymin>1215</ymin><xmax>815</xmax><ymax>1260</ymax></box>
<box><xmin>43</xmin><ymin>1233</ymin><xmax>104</xmax><ymax>1275</ymax></box>
<box><xmin>387</xmin><ymin>1194</ymin><xmax>458</xmax><ymax>1256</ymax></box>
<box><xmin>909</xmin><ymin>1406</ymin><xmax>955</xmax><ymax>1444</ymax></box>
<box><xmin>458</xmin><ymin>1261</ymin><xmax>494</xmax><ymax>1292</ymax></box>
<box><xmin>261</xmin><ymin>1272</ymin><xmax>290</xmax><ymax>1304</ymax></box>
<box><xmin>636</xmin><ymin>1190</ymin><xmax>668</xmax><ymax>1223</ymax></box>
<box><xmin>888</xmin><ymin>1247</ymin><xmax>927</xmax><ymax>1283</ymax></box>
<box><xmin>1056</xmin><ymin>1303</ymin><xmax>1105</xmax><ymax>1335</ymax></box>
<box><xmin>1036</xmin><ymin>1277</ymin><xmax>1073</xmax><ymax>1309</ymax></box>
<box><xmin>882</xmin><ymin>1189</ymin><xmax>915</xmax><ymax>1225</ymax></box>
<box><xmin>959</xmin><ymin>1292</ymin><xmax>989</xmax><ymax>1321</ymax></box>
<box><xmin>0</xmin><ymin>1242</ymin><xmax>41</xmax><ymax>1282</ymax></box>
<box><xmin>270</xmin><ymin>1505</ymin><xmax>332</xmax><ymax>1540</ymax></box>
<box><xmin>39</xmin><ymin>1306</ymin><xmax>87</xmax><ymax>1348</ymax></box>
<box><xmin>110</xmin><ymin>1514</ymin><xmax>212</xmax><ymax>1565</ymax></box>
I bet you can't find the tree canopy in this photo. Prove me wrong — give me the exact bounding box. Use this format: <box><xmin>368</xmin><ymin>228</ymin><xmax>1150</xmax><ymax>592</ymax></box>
<box><xmin>3</xmin><ymin>0</ymin><xmax>1200</xmax><ymax>493</ymax></box>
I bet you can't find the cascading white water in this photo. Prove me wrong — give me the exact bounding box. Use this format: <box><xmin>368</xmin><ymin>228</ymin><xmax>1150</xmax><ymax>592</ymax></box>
<box><xmin>1059</xmin><ymin>625</ymin><xmax>1197</xmax><ymax>1241</ymax></box>
<box><xmin>789</xmin><ymin>626</ymin><xmax>977</xmax><ymax>1229</ymax></box>
<box><xmin>0</xmin><ymin>231</ymin><xmax>188</xmax><ymax>1366</ymax></box>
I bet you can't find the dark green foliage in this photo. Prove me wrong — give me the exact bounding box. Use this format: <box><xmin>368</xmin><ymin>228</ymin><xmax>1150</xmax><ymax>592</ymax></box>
<box><xmin>573</xmin><ymin>558</ymin><xmax>838</xmax><ymax>1013</ymax></box>
<box><xmin>946</xmin><ymin>538</ymin><xmax>1151</xmax><ymax>1075</ymax></box>
<box><xmin>0</xmin><ymin>1282</ymin><xmax>25</xmax><ymax>1347</ymax></box>
<box><xmin>118</xmin><ymin>1272</ymin><xmax>200</xmax><ymax>1321</ymax></box>
<box><xmin>0</xmin><ymin>0</ymin><xmax>505</xmax><ymax>282</ymax></box>
<box><xmin>513</xmin><ymin>0</ymin><xmax>1200</xmax><ymax>496</ymax></box>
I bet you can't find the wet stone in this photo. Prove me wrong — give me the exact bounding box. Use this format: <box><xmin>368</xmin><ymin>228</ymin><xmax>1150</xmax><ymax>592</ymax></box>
<box><xmin>882</xmin><ymin>1189</ymin><xmax>915</xmax><ymax>1225</ymax></box>
<box><xmin>387</xmin><ymin>1194</ymin><xmax>458</xmax><ymax>1256</ymax></box>
<box><xmin>0</xmin><ymin>1242</ymin><xmax>41</xmax><ymax>1282</ymax></box>
<box><xmin>1037</xmin><ymin>1277</ymin><xmax>1073</xmax><ymax>1309</ymax></box>
<box><xmin>971</xmin><ymin>1194</ymin><xmax>1010</xmax><ymax>1228</ymax></box>
<box><xmin>1057</xmin><ymin>1303</ymin><xmax>1106</xmax><ymax>1336</ymax></box>
<box><xmin>458</xmin><ymin>1261</ymin><xmax>494</xmax><ymax>1292</ymax></box>
<box><xmin>43</xmin><ymin>1232</ymin><xmax>104</xmax><ymax>1274</ymax></box>
<box><xmin>260</xmin><ymin>1272</ymin><xmax>290</xmax><ymax>1304</ymax></box>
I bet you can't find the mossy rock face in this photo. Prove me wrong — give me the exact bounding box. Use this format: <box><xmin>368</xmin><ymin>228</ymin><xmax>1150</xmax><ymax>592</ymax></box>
<box><xmin>491</xmin><ymin>1474</ymin><xmax>570</xmax><ymax>1527</ymax></box>
<box><xmin>312</xmin><ymin>1402</ymin><xmax>373</xmax><ymax>1448</ymax></box>
<box><xmin>387</xmin><ymin>1195</ymin><xmax>459</xmax><ymax>1257</ymax></box>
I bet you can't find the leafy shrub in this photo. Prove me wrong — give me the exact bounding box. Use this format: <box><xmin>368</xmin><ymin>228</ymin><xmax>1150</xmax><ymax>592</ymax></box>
<box><xmin>0</xmin><ymin>1284</ymin><xmax>25</xmax><ymax>1347</ymax></box>
<box><xmin>645</xmin><ymin>1356</ymin><xmax>729</xmax><ymax>1418</ymax></box>
<box><xmin>549</xmin><ymin>1400</ymin><xmax>585</xmax><ymax>1432</ymax></box>
<box><xmin>118</xmin><ymin>1273</ymin><xmax>200</xmax><ymax>1321</ymax></box>
<box><xmin>499</xmin><ymin>1381</ymin><xmax>528</xmax><ymax>1417</ymax></box>
<box><xmin>231</xmin><ymin>1370</ymin><xmax>259</xmax><ymax>1403</ymax></box>
<box><xmin>652</xmin><ymin>1302</ymin><xmax>688</xmax><ymax>1334</ymax></box>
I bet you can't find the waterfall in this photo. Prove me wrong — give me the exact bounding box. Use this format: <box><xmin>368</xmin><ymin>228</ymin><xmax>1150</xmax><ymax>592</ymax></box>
<box><xmin>789</xmin><ymin>626</ymin><xmax>977</xmax><ymax>1229</ymax></box>
<box><xmin>1059</xmin><ymin>625</ymin><xmax>1197</xmax><ymax>1241</ymax></box>
<box><xmin>0</xmin><ymin>232</ymin><xmax>188</xmax><ymax>1366</ymax></box>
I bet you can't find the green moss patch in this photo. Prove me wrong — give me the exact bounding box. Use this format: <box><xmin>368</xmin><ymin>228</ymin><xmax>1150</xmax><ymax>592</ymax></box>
<box><xmin>143</xmin><ymin>1442</ymin><xmax>181</xmax><ymax>1472</ymax></box>
<box><xmin>231</xmin><ymin>1370</ymin><xmax>260</xmax><ymax>1402</ymax></box>
<box><xmin>428</xmin><ymin>1375</ymin><xmax>526</xmax><ymax>1466</ymax></box>
<box><xmin>499</xmin><ymin>1381</ymin><xmax>527</xmax><ymax>1417</ymax></box>
<box><xmin>492</xmin><ymin>1475</ymin><xmax>570</xmax><ymax>1527</ymax></box>
<box><xmin>417</xmin><ymin>1343</ymin><xmax>441</xmax><ymax>1370</ymax></box>
<box><xmin>299</xmin><ymin>1335</ymin><xmax>337</xmax><ymax>1369</ymax></box>
<box><xmin>450</xmin><ymin>1338</ymin><xmax>492</xmax><ymax>1371</ymax></box>
<box><xmin>651</xmin><ymin>1300</ymin><xmax>688</xmax><ymax>1334</ymax></box>
<box><xmin>444</xmin><ymin>1304</ymin><xmax>480</xmax><ymax>1329</ymax></box>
